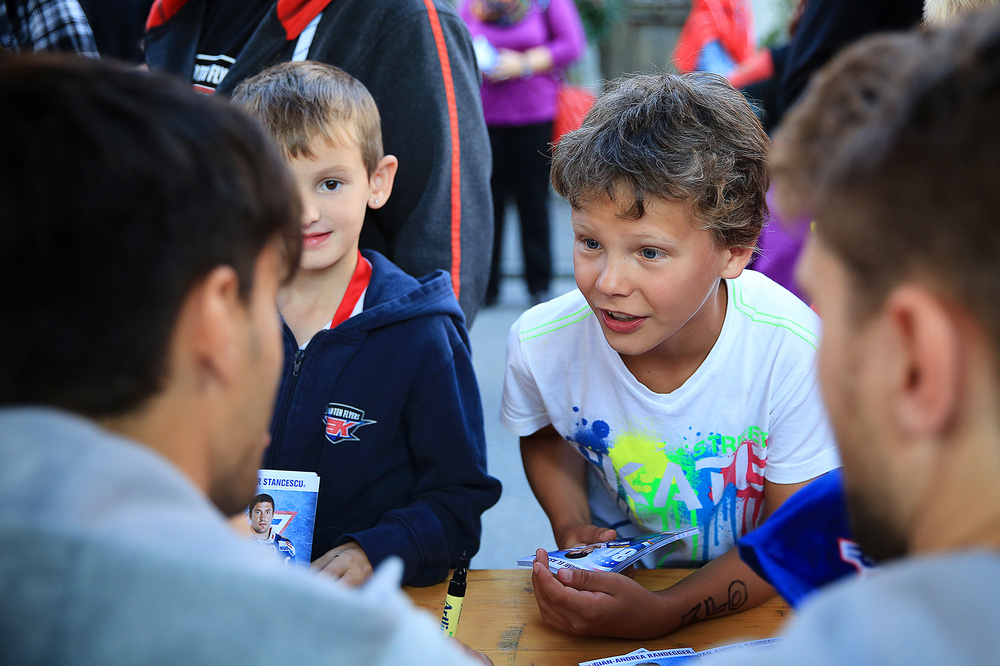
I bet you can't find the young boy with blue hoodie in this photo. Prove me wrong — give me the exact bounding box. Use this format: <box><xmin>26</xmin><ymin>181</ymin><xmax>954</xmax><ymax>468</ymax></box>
<box><xmin>232</xmin><ymin>61</ymin><xmax>501</xmax><ymax>588</ymax></box>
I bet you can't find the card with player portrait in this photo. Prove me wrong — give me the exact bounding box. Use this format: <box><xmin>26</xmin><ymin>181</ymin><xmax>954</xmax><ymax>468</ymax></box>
<box><xmin>238</xmin><ymin>469</ymin><xmax>320</xmax><ymax>566</ymax></box>
<box><xmin>518</xmin><ymin>527</ymin><xmax>699</xmax><ymax>574</ymax></box>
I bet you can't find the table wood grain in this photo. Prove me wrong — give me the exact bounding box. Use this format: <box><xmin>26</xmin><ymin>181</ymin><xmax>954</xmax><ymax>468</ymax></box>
<box><xmin>405</xmin><ymin>569</ymin><xmax>791</xmax><ymax>665</ymax></box>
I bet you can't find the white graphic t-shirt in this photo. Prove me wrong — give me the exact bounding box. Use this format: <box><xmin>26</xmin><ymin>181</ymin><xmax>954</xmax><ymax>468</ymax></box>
<box><xmin>501</xmin><ymin>270</ymin><xmax>840</xmax><ymax>566</ymax></box>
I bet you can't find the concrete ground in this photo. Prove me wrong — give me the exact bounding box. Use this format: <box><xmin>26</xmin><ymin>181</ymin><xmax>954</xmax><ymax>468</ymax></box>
<box><xmin>468</xmin><ymin>193</ymin><xmax>578</xmax><ymax>569</ymax></box>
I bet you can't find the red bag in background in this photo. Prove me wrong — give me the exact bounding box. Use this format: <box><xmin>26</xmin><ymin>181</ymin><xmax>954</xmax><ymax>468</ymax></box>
<box><xmin>552</xmin><ymin>84</ymin><xmax>595</xmax><ymax>144</ymax></box>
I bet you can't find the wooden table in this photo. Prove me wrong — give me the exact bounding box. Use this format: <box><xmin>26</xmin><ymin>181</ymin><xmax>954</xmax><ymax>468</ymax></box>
<box><xmin>406</xmin><ymin>569</ymin><xmax>791</xmax><ymax>665</ymax></box>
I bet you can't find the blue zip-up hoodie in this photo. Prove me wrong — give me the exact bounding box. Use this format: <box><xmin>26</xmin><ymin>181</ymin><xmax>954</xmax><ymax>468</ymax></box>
<box><xmin>264</xmin><ymin>250</ymin><xmax>501</xmax><ymax>587</ymax></box>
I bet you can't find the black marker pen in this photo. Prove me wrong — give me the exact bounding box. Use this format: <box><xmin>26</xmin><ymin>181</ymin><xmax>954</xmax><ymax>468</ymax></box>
<box><xmin>440</xmin><ymin>553</ymin><xmax>468</xmax><ymax>637</ymax></box>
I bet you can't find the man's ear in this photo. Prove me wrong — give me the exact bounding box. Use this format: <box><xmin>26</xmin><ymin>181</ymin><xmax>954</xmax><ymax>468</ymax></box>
<box><xmin>183</xmin><ymin>265</ymin><xmax>245</xmax><ymax>391</ymax></box>
<box><xmin>368</xmin><ymin>154</ymin><xmax>398</xmax><ymax>210</ymax></box>
<box><xmin>885</xmin><ymin>284</ymin><xmax>961</xmax><ymax>438</ymax></box>
<box><xmin>719</xmin><ymin>245</ymin><xmax>754</xmax><ymax>279</ymax></box>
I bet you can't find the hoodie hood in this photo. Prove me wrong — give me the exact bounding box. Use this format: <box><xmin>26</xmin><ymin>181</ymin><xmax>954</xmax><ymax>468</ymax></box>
<box><xmin>335</xmin><ymin>249</ymin><xmax>466</xmax><ymax>334</ymax></box>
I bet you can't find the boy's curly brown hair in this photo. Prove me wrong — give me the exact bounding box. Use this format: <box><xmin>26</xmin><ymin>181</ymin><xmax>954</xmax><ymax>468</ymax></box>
<box><xmin>550</xmin><ymin>71</ymin><xmax>770</xmax><ymax>250</ymax></box>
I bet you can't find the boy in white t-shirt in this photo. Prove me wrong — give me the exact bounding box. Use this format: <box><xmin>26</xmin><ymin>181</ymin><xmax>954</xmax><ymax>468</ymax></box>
<box><xmin>501</xmin><ymin>71</ymin><xmax>840</xmax><ymax>639</ymax></box>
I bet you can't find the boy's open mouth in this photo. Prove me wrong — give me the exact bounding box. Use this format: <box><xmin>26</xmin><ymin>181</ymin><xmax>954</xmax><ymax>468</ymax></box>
<box><xmin>601</xmin><ymin>309</ymin><xmax>646</xmax><ymax>333</ymax></box>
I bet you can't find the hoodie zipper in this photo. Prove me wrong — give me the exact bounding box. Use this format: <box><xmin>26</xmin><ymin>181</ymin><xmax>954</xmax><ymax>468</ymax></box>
<box><xmin>265</xmin><ymin>331</ymin><xmax>305</xmax><ymax>468</ymax></box>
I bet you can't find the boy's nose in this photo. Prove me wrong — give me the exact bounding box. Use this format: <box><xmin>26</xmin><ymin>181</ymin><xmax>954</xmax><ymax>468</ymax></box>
<box><xmin>595</xmin><ymin>258</ymin><xmax>633</xmax><ymax>297</ymax></box>
<box><xmin>300</xmin><ymin>197</ymin><xmax>321</xmax><ymax>226</ymax></box>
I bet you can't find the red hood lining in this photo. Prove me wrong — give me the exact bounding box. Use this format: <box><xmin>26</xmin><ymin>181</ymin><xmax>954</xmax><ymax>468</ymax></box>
<box><xmin>147</xmin><ymin>0</ymin><xmax>328</xmax><ymax>40</ymax></box>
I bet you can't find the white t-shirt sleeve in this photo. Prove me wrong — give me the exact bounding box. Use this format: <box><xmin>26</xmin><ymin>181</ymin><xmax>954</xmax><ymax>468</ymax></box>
<box><xmin>500</xmin><ymin>316</ymin><xmax>553</xmax><ymax>436</ymax></box>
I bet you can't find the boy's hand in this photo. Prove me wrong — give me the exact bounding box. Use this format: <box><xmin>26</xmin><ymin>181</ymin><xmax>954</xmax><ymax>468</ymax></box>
<box><xmin>531</xmin><ymin>549</ymin><xmax>671</xmax><ymax>639</ymax></box>
<box><xmin>312</xmin><ymin>541</ymin><xmax>373</xmax><ymax>586</ymax></box>
<box><xmin>554</xmin><ymin>523</ymin><xmax>617</xmax><ymax>550</ymax></box>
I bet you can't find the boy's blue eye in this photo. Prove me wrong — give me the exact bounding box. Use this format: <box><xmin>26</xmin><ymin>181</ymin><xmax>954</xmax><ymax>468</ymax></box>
<box><xmin>583</xmin><ymin>238</ymin><xmax>600</xmax><ymax>250</ymax></box>
<box><xmin>640</xmin><ymin>247</ymin><xmax>664</xmax><ymax>260</ymax></box>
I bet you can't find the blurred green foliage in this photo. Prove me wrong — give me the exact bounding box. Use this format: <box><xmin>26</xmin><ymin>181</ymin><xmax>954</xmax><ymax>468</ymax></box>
<box><xmin>759</xmin><ymin>0</ymin><xmax>796</xmax><ymax>48</ymax></box>
<box><xmin>574</xmin><ymin>0</ymin><xmax>626</xmax><ymax>43</ymax></box>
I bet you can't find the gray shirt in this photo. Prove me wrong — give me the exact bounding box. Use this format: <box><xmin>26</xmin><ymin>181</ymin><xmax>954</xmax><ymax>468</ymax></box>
<box><xmin>704</xmin><ymin>550</ymin><xmax>1000</xmax><ymax>665</ymax></box>
<box><xmin>0</xmin><ymin>407</ymin><xmax>476</xmax><ymax>665</ymax></box>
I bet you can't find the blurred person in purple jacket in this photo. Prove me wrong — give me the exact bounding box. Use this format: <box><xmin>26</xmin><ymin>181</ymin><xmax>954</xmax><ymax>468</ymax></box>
<box><xmin>461</xmin><ymin>0</ymin><xmax>585</xmax><ymax>306</ymax></box>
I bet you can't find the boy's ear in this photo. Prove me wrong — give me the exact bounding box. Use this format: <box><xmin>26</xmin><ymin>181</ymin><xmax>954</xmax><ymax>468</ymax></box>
<box><xmin>368</xmin><ymin>154</ymin><xmax>398</xmax><ymax>210</ymax></box>
<box><xmin>719</xmin><ymin>245</ymin><xmax>753</xmax><ymax>279</ymax></box>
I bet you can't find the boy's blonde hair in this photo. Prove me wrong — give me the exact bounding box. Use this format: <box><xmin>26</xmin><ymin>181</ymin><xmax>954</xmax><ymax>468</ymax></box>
<box><xmin>551</xmin><ymin>72</ymin><xmax>769</xmax><ymax>251</ymax></box>
<box><xmin>232</xmin><ymin>61</ymin><xmax>383</xmax><ymax>175</ymax></box>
